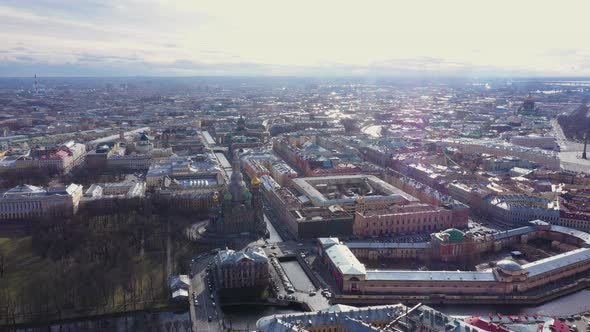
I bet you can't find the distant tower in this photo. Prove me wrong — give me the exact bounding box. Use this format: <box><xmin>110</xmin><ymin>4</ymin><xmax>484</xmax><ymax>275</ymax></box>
<box><xmin>34</xmin><ymin>74</ymin><xmax>38</xmax><ymax>94</ymax></box>
<box><xmin>237</xmin><ymin>114</ymin><xmax>246</xmax><ymax>131</ymax></box>
<box><xmin>519</xmin><ymin>94</ymin><xmax>536</xmax><ymax>115</ymax></box>
<box><xmin>583</xmin><ymin>132</ymin><xmax>588</xmax><ymax>159</ymax></box>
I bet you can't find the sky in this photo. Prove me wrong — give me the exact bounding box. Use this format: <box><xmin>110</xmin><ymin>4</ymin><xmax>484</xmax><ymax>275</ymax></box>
<box><xmin>1</xmin><ymin>0</ymin><xmax>590</xmax><ymax>77</ymax></box>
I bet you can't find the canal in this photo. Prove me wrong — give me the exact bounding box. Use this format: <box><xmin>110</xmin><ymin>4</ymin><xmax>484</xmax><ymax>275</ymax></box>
<box><xmin>223</xmin><ymin>305</ymin><xmax>302</xmax><ymax>331</ymax></box>
<box><xmin>432</xmin><ymin>289</ymin><xmax>590</xmax><ymax>317</ymax></box>
<box><xmin>15</xmin><ymin>311</ymin><xmax>190</xmax><ymax>332</ymax></box>
<box><xmin>280</xmin><ymin>260</ymin><xmax>315</xmax><ymax>292</ymax></box>
<box><xmin>14</xmin><ymin>289</ymin><xmax>590</xmax><ymax>331</ymax></box>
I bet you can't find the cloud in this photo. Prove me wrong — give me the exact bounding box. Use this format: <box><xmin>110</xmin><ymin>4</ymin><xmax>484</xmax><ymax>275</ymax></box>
<box><xmin>1</xmin><ymin>0</ymin><xmax>590</xmax><ymax>76</ymax></box>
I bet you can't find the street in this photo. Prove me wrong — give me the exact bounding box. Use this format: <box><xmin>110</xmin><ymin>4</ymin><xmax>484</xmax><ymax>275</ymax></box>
<box><xmin>552</xmin><ymin>119</ymin><xmax>590</xmax><ymax>174</ymax></box>
<box><xmin>189</xmin><ymin>255</ymin><xmax>223</xmax><ymax>332</ymax></box>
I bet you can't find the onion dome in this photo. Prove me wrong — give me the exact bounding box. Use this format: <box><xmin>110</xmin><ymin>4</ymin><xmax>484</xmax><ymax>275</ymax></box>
<box><xmin>251</xmin><ymin>176</ymin><xmax>261</xmax><ymax>187</ymax></box>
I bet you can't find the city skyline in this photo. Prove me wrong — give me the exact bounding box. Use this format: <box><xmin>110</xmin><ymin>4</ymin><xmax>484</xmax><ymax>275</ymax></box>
<box><xmin>2</xmin><ymin>0</ymin><xmax>590</xmax><ymax>77</ymax></box>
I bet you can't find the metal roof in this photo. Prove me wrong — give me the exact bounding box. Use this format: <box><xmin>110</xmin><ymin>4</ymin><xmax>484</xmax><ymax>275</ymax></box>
<box><xmin>550</xmin><ymin>225</ymin><xmax>590</xmax><ymax>245</ymax></box>
<box><xmin>492</xmin><ymin>226</ymin><xmax>536</xmax><ymax>240</ymax></box>
<box><xmin>346</xmin><ymin>242</ymin><xmax>430</xmax><ymax>250</ymax></box>
<box><xmin>325</xmin><ymin>244</ymin><xmax>366</xmax><ymax>276</ymax></box>
<box><xmin>365</xmin><ymin>270</ymin><xmax>497</xmax><ymax>282</ymax></box>
<box><xmin>523</xmin><ymin>248</ymin><xmax>590</xmax><ymax>277</ymax></box>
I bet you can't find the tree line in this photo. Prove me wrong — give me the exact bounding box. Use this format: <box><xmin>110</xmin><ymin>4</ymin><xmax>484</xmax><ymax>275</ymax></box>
<box><xmin>0</xmin><ymin>197</ymin><xmax>205</xmax><ymax>327</ymax></box>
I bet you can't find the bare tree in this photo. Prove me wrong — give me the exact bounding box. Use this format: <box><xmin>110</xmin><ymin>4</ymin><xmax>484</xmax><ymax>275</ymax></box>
<box><xmin>0</xmin><ymin>250</ymin><xmax>4</xmax><ymax>278</ymax></box>
<box><xmin>182</xmin><ymin>320</ymin><xmax>191</xmax><ymax>332</ymax></box>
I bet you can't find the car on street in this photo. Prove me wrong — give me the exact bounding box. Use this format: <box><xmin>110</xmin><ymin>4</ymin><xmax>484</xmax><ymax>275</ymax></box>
<box><xmin>208</xmin><ymin>316</ymin><xmax>212</xmax><ymax>322</ymax></box>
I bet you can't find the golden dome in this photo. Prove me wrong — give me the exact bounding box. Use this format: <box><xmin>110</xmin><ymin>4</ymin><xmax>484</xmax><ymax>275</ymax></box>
<box><xmin>251</xmin><ymin>176</ymin><xmax>261</xmax><ymax>186</ymax></box>
<box><xmin>213</xmin><ymin>192</ymin><xmax>219</xmax><ymax>201</ymax></box>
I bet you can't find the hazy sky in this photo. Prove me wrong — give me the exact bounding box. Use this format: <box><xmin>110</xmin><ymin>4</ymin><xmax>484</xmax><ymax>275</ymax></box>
<box><xmin>1</xmin><ymin>0</ymin><xmax>589</xmax><ymax>76</ymax></box>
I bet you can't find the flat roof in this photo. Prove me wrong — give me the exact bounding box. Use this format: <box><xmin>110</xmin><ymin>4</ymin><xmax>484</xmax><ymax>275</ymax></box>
<box><xmin>492</xmin><ymin>226</ymin><xmax>536</xmax><ymax>240</ymax></box>
<box><xmin>366</xmin><ymin>270</ymin><xmax>496</xmax><ymax>282</ymax></box>
<box><xmin>523</xmin><ymin>248</ymin><xmax>590</xmax><ymax>277</ymax></box>
<box><xmin>201</xmin><ymin>131</ymin><xmax>216</xmax><ymax>145</ymax></box>
<box><xmin>325</xmin><ymin>244</ymin><xmax>366</xmax><ymax>276</ymax></box>
<box><xmin>347</xmin><ymin>242</ymin><xmax>431</xmax><ymax>250</ymax></box>
<box><xmin>292</xmin><ymin>175</ymin><xmax>418</xmax><ymax>207</ymax></box>
<box><xmin>550</xmin><ymin>225</ymin><xmax>590</xmax><ymax>245</ymax></box>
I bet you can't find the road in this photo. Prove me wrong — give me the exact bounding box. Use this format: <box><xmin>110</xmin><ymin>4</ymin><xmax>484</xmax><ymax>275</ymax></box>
<box><xmin>186</xmin><ymin>205</ymin><xmax>327</xmax><ymax>331</ymax></box>
<box><xmin>263</xmin><ymin>240</ymin><xmax>331</xmax><ymax>312</ymax></box>
<box><xmin>264</xmin><ymin>214</ymin><xmax>283</xmax><ymax>243</ymax></box>
<box><xmin>189</xmin><ymin>255</ymin><xmax>223</xmax><ymax>332</ymax></box>
<box><xmin>186</xmin><ymin>212</ymin><xmax>280</xmax><ymax>332</ymax></box>
<box><xmin>87</xmin><ymin>126</ymin><xmax>150</xmax><ymax>147</ymax></box>
<box><xmin>263</xmin><ymin>203</ymin><xmax>293</xmax><ymax>242</ymax></box>
<box><xmin>552</xmin><ymin>119</ymin><xmax>590</xmax><ymax>174</ymax></box>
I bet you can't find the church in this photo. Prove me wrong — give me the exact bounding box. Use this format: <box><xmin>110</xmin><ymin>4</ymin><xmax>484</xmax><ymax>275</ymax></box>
<box><xmin>207</xmin><ymin>151</ymin><xmax>266</xmax><ymax>237</ymax></box>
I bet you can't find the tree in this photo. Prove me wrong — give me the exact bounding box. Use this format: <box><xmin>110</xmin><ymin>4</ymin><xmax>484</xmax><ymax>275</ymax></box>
<box><xmin>0</xmin><ymin>250</ymin><xmax>4</xmax><ymax>278</ymax></box>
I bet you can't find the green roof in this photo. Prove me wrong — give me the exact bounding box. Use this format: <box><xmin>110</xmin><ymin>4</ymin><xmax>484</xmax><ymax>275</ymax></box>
<box><xmin>441</xmin><ymin>228</ymin><xmax>465</xmax><ymax>242</ymax></box>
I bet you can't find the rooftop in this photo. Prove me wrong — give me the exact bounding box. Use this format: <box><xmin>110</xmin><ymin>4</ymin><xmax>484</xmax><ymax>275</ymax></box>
<box><xmin>291</xmin><ymin>174</ymin><xmax>417</xmax><ymax>207</ymax></box>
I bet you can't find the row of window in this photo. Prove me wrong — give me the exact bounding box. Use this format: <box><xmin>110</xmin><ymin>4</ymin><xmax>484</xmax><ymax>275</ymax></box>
<box><xmin>0</xmin><ymin>201</ymin><xmax>42</xmax><ymax>211</ymax></box>
<box><xmin>362</xmin><ymin>283</ymin><xmax>493</xmax><ymax>288</ymax></box>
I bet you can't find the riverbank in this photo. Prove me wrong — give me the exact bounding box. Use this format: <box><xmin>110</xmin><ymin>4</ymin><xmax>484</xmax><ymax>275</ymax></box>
<box><xmin>333</xmin><ymin>276</ymin><xmax>590</xmax><ymax>307</ymax></box>
<box><xmin>4</xmin><ymin>303</ymin><xmax>188</xmax><ymax>332</ymax></box>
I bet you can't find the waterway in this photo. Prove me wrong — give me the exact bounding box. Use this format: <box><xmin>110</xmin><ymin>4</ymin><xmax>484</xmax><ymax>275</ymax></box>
<box><xmin>280</xmin><ymin>260</ymin><xmax>315</xmax><ymax>292</ymax></box>
<box><xmin>432</xmin><ymin>289</ymin><xmax>590</xmax><ymax>317</ymax></box>
<box><xmin>15</xmin><ymin>310</ymin><xmax>190</xmax><ymax>332</ymax></box>
<box><xmin>223</xmin><ymin>305</ymin><xmax>301</xmax><ymax>331</ymax></box>
<box><xmin>14</xmin><ymin>289</ymin><xmax>590</xmax><ymax>331</ymax></box>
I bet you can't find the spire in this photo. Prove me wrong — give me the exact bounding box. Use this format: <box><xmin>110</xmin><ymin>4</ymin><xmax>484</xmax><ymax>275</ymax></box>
<box><xmin>237</xmin><ymin>114</ymin><xmax>246</xmax><ymax>130</ymax></box>
<box><xmin>228</xmin><ymin>150</ymin><xmax>248</xmax><ymax>203</ymax></box>
<box><xmin>231</xmin><ymin>150</ymin><xmax>242</xmax><ymax>180</ymax></box>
